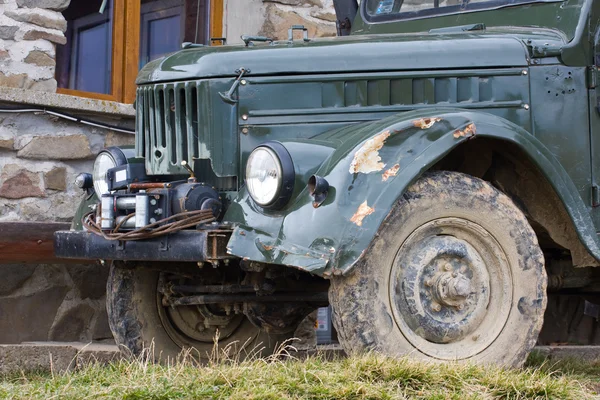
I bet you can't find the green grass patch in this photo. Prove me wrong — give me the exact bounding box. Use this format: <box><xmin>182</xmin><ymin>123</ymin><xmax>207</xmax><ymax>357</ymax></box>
<box><xmin>0</xmin><ymin>348</ymin><xmax>598</xmax><ymax>399</ymax></box>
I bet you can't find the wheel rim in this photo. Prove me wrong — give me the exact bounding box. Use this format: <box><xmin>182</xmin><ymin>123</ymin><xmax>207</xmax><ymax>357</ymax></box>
<box><xmin>388</xmin><ymin>217</ymin><xmax>513</xmax><ymax>360</ymax></box>
<box><xmin>164</xmin><ymin>305</ymin><xmax>245</xmax><ymax>343</ymax></box>
<box><xmin>156</xmin><ymin>274</ymin><xmax>246</xmax><ymax>348</ymax></box>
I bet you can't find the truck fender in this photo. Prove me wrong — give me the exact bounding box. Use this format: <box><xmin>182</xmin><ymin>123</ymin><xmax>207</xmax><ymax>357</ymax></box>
<box><xmin>227</xmin><ymin>109</ymin><xmax>600</xmax><ymax>277</ymax></box>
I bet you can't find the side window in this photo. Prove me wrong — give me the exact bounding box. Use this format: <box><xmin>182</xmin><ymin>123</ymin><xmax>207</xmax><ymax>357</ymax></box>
<box><xmin>56</xmin><ymin>0</ymin><xmax>113</xmax><ymax>95</ymax></box>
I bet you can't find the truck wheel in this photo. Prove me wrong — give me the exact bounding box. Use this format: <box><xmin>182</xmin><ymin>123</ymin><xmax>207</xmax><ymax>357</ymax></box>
<box><xmin>106</xmin><ymin>262</ymin><xmax>290</xmax><ymax>361</ymax></box>
<box><xmin>330</xmin><ymin>170</ymin><xmax>547</xmax><ymax>367</ymax></box>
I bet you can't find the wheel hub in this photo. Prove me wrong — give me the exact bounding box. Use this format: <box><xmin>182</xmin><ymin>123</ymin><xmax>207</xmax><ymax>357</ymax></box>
<box><xmin>389</xmin><ymin>218</ymin><xmax>512</xmax><ymax>359</ymax></box>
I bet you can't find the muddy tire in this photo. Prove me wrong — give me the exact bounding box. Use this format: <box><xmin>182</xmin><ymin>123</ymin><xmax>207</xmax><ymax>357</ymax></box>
<box><xmin>107</xmin><ymin>262</ymin><xmax>290</xmax><ymax>361</ymax></box>
<box><xmin>330</xmin><ymin>171</ymin><xmax>547</xmax><ymax>367</ymax></box>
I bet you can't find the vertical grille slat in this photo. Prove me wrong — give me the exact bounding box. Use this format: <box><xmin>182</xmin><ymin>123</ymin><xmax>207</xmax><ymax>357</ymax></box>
<box><xmin>153</xmin><ymin>87</ymin><xmax>164</xmax><ymax>154</ymax></box>
<box><xmin>196</xmin><ymin>82</ymin><xmax>203</xmax><ymax>159</ymax></box>
<box><xmin>146</xmin><ymin>87</ymin><xmax>154</xmax><ymax>160</ymax></box>
<box><xmin>174</xmin><ymin>82</ymin><xmax>188</xmax><ymax>164</ymax></box>
<box><xmin>135</xmin><ymin>89</ymin><xmax>144</xmax><ymax>158</ymax></box>
<box><xmin>163</xmin><ymin>85</ymin><xmax>176</xmax><ymax>163</ymax></box>
<box><xmin>185</xmin><ymin>81</ymin><xmax>198</xmax><ymax>161</ymax></box>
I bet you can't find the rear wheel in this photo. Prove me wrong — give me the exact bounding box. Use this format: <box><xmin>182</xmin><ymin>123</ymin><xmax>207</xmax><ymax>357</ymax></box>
<box><xmin>107</xmin><ymin>262</ymin><xmax>291</xmax><ymax>361</ymax></box>
<box><xmin>330</xmin><ymin>171</ymin><xmax>547</xmax><ymax>367</ymax></box>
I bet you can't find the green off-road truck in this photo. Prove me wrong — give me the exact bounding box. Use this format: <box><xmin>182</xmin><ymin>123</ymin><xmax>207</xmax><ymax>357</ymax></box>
<box><xmin>55</xmin><ymin>0</ymin><xmax>600</xmax><ymax>367</ymax></box>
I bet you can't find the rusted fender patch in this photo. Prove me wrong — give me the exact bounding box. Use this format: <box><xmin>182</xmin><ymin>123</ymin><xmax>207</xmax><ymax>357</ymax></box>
<box><xmin>350</xmin><ymin>201</ymin><xmax>375</xmax><ymax>227</ymax></box>
<box><xmin>227</xmin><ymin>225</ymin><xmax>330</xmax><ymax>276</ymax></box>
<box><xmin>349</xmin><ymin>118</ymin><xmax>444</xmax><ymax>175</ymax></box>
<box><xmin>453</xmin><ymin>123</ymin><xmax>476</xmax><ymax>139</ymax></box>
<box><xmin>349</xmin><ymin>130</ymin><xmax>390</xmax><ymax>174</ymax></box>
<box><xmin>412</xmin><ymin>117</ymin><xmax>442</xmax><ymax>129</ymax></box>
<box><xmin>382</xmin><ymin>164</ymin><xmax>400</xmax><ymax>182</ymax></box>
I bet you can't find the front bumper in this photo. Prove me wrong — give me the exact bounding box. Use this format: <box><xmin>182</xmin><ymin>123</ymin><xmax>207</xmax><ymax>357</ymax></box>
<box><xmin>54</xmin><ymin>229</ymin><xmax>232</xmax><ymax>262</ymax></box>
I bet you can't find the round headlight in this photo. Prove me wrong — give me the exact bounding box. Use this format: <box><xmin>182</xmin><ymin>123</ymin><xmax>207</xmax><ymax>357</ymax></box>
<box><xmin>245</xmin><ymin>142</ymin><xmax>295</xmax><ymax>209</ymax></box>
<box><xmin>92</xmin><ymin>147</ymin><xmax>129</xmax><ymax>195</ymax></box>
<box><xmin>246</xmin><ymin>147</ymin><xmax>282</xmax><ymax>206</ymax></box>
<box><xmin>93</xmin><ymin>152</ymin><xmax>117</xmax><ymax>196</ymax></box>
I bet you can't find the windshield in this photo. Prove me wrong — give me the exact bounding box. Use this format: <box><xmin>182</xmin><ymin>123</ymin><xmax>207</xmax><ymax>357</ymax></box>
<box><xmin>365</xmin><ymin>0</ymin><xmax>554</xmax><ymax>20</ymax></box>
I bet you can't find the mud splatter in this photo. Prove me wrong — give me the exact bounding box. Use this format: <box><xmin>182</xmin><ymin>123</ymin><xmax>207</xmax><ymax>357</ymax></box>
<box><xmin>412</xmin><ymin>117</ymin><xmax>442</xmax><ymax>129</ymax></box>
<box><xmin>453</xmin><ymin>123</ymin><xmax>476</xmax><ymax>139</ymax></box>
<box><xmin>350</xmin><ymin>201</ymin><xmax>375</xmax><ymax>226</ymax></box>
<box><xmin>382</xmin><ymin>164</ymin><xmax>400</xmax><ymax>181</ymax></box>
<box><xmin>349</xmin><ymin>131</ymin><xmax>390</xmax><ymax>174</ymax></box>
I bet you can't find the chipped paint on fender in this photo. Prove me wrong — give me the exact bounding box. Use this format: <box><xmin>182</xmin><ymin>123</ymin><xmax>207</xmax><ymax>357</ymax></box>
<box><xmin>382</xmin><ymin>164</ymin><xmax>400</xmax><ymax>181</ymax></box>
<box><xmin>413</xmin><ymin>117</ymin><xmax>442</xmax><ymax>129</ymax></box>
<box><xmin>351</xmin><ymin>201</ymin><xmax>375</xmax><ymax>226</ymax></box>
<box><xmin>453</xmin><ymin>123</ymin><xmax>477</xmax><ymax>139</ymax></box>
<box><xmin>349</xmin><ymin>130</ymin><xmax>390</xmax><ymax>174</ymax></box>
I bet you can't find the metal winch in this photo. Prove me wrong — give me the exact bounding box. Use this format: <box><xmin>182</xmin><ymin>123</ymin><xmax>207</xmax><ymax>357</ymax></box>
<box><xmin>99</xmin><ymin>181</ymin><xmax>222</xmax><ymax>231</ymax></box>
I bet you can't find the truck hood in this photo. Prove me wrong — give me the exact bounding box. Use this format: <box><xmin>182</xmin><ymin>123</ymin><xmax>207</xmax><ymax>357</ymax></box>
<box><xmin>136</xmin><ymin>30</ymin><xmax>563</xmax><ymax>85</ymax></box>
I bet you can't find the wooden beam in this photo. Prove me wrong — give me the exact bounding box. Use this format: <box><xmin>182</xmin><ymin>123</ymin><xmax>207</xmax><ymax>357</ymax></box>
<box><xmin>0</xmin><ymin>222</ymin><xmax>84</xmax><ymax>264</ymax></box>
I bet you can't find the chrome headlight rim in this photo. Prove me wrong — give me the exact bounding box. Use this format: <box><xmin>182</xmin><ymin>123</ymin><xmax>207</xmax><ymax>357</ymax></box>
<box><xmin>93</xmin><ymin>147</ymin><xmax>128</xmax><ymax>196</ymax></box>
<box><xmin>245</xmin><ymin>141</ymin><xmax>295</xmax><ymax>210</ymax></box>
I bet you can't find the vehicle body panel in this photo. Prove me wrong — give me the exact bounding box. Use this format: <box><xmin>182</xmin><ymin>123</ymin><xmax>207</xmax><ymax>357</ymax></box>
<box><xmin>226</xmin><ymin>109</ymin><xmax>600</xmax><ymax>276</ymax></box>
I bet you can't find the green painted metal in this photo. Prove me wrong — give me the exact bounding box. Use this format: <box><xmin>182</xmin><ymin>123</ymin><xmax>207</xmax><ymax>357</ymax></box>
<box><xmin>66</xmin><ymin>0</ymin><xmax>600</xmax><ymax>276</ymax></box>
<box><xmin>225</xmin><ymin>109</ymin><xmax>600</xmax><ymax>275</ymax></box>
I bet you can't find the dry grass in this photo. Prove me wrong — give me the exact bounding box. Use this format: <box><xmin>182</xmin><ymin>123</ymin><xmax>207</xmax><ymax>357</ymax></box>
<box><xmin>0</xmin><ymin>343</ymin><xmax>598</xmax><ymax>400</ymax></box>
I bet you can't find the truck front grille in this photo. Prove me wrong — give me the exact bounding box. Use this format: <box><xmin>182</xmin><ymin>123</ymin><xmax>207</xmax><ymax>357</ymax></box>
<box><xmin>135</xmin><ymin>82</ymin><xmax>238</xmax><ymax>191</ymax></box>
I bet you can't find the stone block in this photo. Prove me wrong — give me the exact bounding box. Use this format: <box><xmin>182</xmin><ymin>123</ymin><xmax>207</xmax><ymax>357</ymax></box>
<box><xmin>92</xmin><ymin>311</ymin><xmax>113</xmax><ymax>340</ymax></box>
<box><xmin>5</xmin><ymin>8</ymin><xmax>67</xmax><ymax>32</ymax></box>
<box><xmin>16</xmin><ymin>0</ymin><xmax>71</xmax><ymax>11</ymax></box>
<box><xmin>0</xmin><ymin>138</ymin><xmax>13</xmax><ymax>149</ymax></box>
<box><xmin>29</xmin><ymin>78</ymin><xmax>58</xmax><ymax>92</ymax></box>
<box><xmin>0</xmin><ymin>163</ymin><xmax>45</xmax><ymax>199</ymax></box>
<box><xmin>0</xmin><ymin>264</ymin><xmax>36</xmax><ymax>296</ymax></box>
<box><xmin>22</xmin><ymin>29</ymin><xmax>66</xmax><ymax>45</ymax></box>
<box><xmin>68</xmin><ymin>264</ymin><xmax>109</xmax><ymax>300</ymax></box>
<box><xmin>0</xmin><ymin>72</ymin><xmax>28</xmax><ymax>88</ymax></box>
<box><xmin>17</xmin><ymin>134</ymin><xmax>92</xmax><ymax>160</ymax></box>
<box><xmin>0</xmin><ymin>25</ymin><xmax>18</xmax><ymax>40</ymax></box>
<box><xmin>260</xmin><ymin>5</ymin><xmax>336</xmax><ymax>40</ymax></box>
<box><xmin>0</xmin><ymin>49</ymin><xmax>9</xmax><ymax>61</ymax></box>
<box><xmin>310</xmin><ymin>9</ymin><xmax>336</xmax><ymax>22</ymax></box>
<box><xmin>48</xmin><ymin>302</ymin><xmax>95</xmax><ymax>342</ymax></box>
<box><xmin>44</xmin><ymin>166</ymin><xmax>66</xmax><ymax>190</ymax></box>
<box><xmin>0</xmin><ymin>285</ymin><xmax>69</xmax><ymax>343</ymax></box>
<box><xmin>0</xmin><ymin>344</ymin><xmax>77</xmax><ymax>374</ymax></box>
<box><xmin>0</xmin><ymin>342</ymin><xmax>121</xmax><ymax>374</ymax></box>
<box><xmin>104</xmin><ymin>131</ymin><xmax>135</xmax><ymax>147</ymax></box>
<box><xmin>24</xmin><ymin>49</ymin><xmax>55</xmax><ymax>66</ymax></box>
<box><xmin>20</xmin><ymin>193</ymin><xmax>82</xmax><ymax>222</ymax></box>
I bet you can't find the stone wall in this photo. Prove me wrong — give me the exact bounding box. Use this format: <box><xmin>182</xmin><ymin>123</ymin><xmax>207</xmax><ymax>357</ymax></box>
<box><xmin>223</xmin><ymin>0</ymin><xmax>336</xmax><ymax>44</ymax></box>
<box><xmin>0</xmin><ymin>0</ymin><xmax>67</xmax><ymax>92</ymax></box>
<box><xmin>0</xmin><ymin>89</ymin><xmax>134</xmax><ymax>344</ymax></box>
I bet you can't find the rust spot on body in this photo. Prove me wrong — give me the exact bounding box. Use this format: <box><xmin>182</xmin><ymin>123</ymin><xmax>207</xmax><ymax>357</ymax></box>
<box><xmin>382</xmin><ymin>164</ymin><xmax>400</xmax><ymax>181</ymax></box>
<box><xmin>412</xmin><ymin>117</ymin><xmax>442</xmax><ymax>129</ymax></box>
<box><xmin>351</xmin><ymin>201</ymin><xmax>375</xmax><ymax>226</ymax></box>
<box><xmin>453</xmin><ymin>123</ymin><xmax>476</xmax><ymax>139</ymax></box>
<box><xmin>349</xmin><ymin>131</ymin><xmax>390</xmax><ymax>174</ymax></box>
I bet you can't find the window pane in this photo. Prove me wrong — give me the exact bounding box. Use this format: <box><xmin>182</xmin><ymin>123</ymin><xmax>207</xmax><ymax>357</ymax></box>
<box><xmin>148</xmin><ymin>15</ymin><xmax>181</xmax><ymax>62</ymax></box>
<box><xmin>140</xmin><ymin>0</ymin><xmax>184</xmax><ymax>68</ymax></box>
<box><xmin>76</xmin><ymin>23</ymin><xmax>111</xmax><ymax>93</ymax></box>
<box><xmin>56</xmin><ymin>0</ymin><xmax>113</xmax><ymax>95</ymax></box>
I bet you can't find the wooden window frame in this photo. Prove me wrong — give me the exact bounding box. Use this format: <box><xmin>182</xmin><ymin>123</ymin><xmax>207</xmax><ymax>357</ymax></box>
<box><xmin>57</xmin><ymin>0</ymin><xmax>223</xmax><ymax>104</ymax></box>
